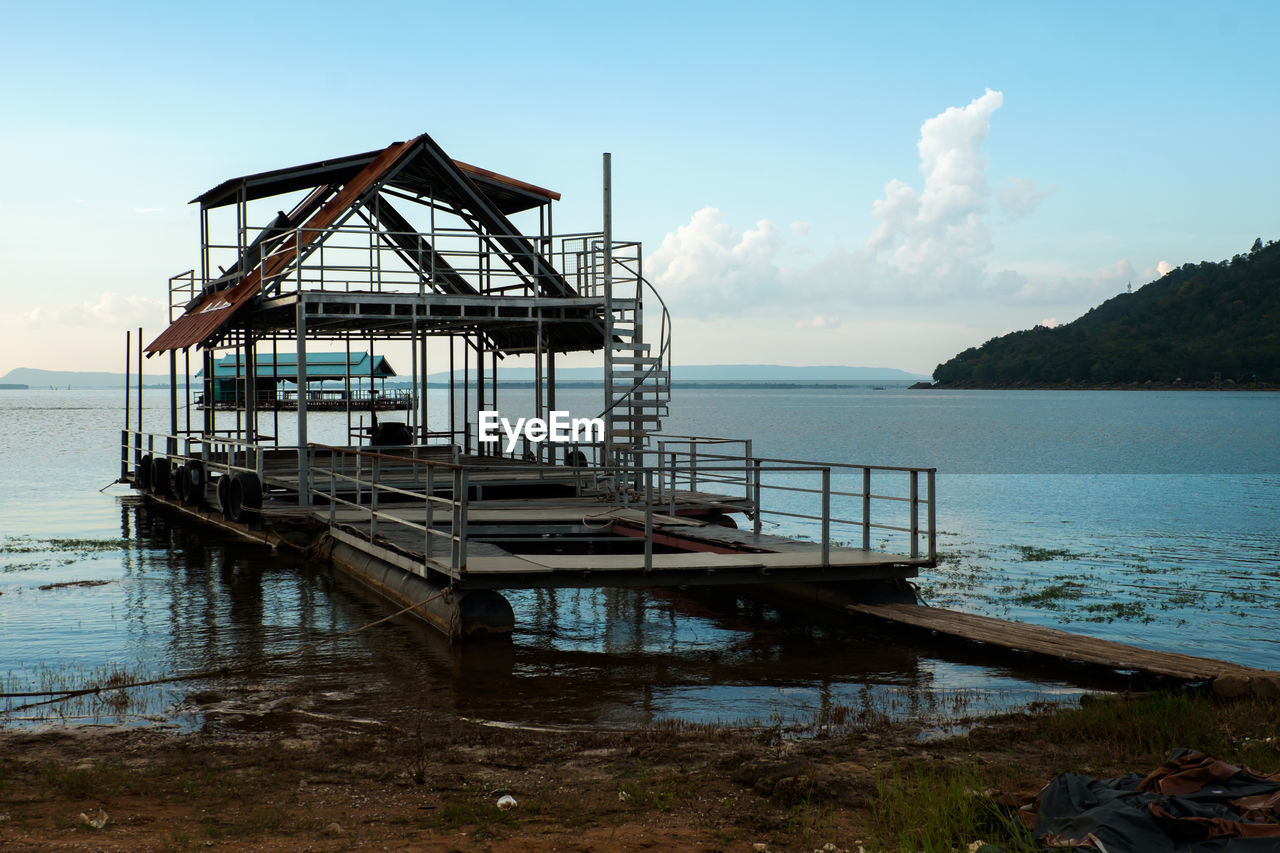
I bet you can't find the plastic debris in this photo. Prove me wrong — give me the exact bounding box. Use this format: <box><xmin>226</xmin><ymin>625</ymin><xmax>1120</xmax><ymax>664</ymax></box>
<box><xmin>79</xmin><ymin>808</ymin><xmax>109</xmax><ymax>829</ymax></box>
<box><xmin>496</xmin><ymin>794</ymin><xmax>517</xmax><ymax>811</ymax></box>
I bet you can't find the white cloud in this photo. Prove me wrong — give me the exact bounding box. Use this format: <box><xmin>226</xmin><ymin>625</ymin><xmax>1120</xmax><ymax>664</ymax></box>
<box><xmin>996</xmin><ymin>176</ymin><xmax>1053</xmax><ymax>221</ymax></box>
<box><xmin>32</xmin><ymin>292</ymin><xmax>167</xmax><ymax>328</ymax></box>
<box><xmin>1039</xmin><ymin>318</ymin><xmax>1059</xmax><ymax>328</ymax></box>
<box><xmin>1156</xmin><ymin>260</ymin><xmax>1173</xmax><ymax>276</ymax></box>
<box><xmin>645</xmin><ymin>87</ymin><xmax>1161</xmax><ymax>354</ymax></box>
<box><xmin>646</xmin><ymin>207</ymin><xmax>790</xmax><ymax>313</ymax></box>
<box><xmin>865</xmin><ymin>88</ymin><xmax>1003</xmax><ymax>277</ymax></box>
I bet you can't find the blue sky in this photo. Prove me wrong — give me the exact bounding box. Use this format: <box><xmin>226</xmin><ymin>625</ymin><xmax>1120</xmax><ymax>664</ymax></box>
<box><xmin>2</xmin><ymin>0</ymin><xmax>1277</xmax><ymax>376</ymax></box>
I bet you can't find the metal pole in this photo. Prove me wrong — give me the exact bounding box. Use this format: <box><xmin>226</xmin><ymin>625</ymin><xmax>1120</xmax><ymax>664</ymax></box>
<box><xmin>370</xmin><ymin>456</ymin><xmax>380</xmax><ymax>540</ymax></box>
<box><xmin>329</xmin><ymin>450</ymin><xmax>336</xmax><ymax>526</ymax></box>
<box><xmin>669</xmin><ymin>451</ymin><xmax>677</xmax><ymax>516</ymax></box>
<box><xmin>136</xmin><ymin>328</ymin><xmax>143</xmax><ymax>450</ymax></box>
<box><xmin>123</xmin><ymin>330</ymin><xmax>131</xmax><ymax>480</ymax></box>
<box><xmin>184</xmin><ymin>348</ymin><xmax>191</xmax><ymax>440</ymax></box>
<box><xmin>927</xmin><ymin>469</ymin><xmax>937</xmax><ymax>562</ymax></box>
<box><xmin>459</xmin><ymin>469</ymin><xmax>468</xmax><ymax>572</ymax></box>
<box><xmin>644</xmin><ymin>469</ymin><xmax>653</xmax><ymax>573</ymax></box>
<box><xmin>296</xmin><ymin>298</ymin><xmax>310</xmax><ymax>506</ymax></box>
<box><xmin>535</xmin><ymin>309</ymin><xmax>544</xmax><ymax>458</ymax></box>
<box><xmin>448</xmin><ymin>336</ymin><xmax>456</xmax><ymax>448</ymax></box>
<box><xmin>169</xmin><ymin>351</ymin><xmax>178</xmax><ymax>455</ymax></box>
<box><xmin>602</xmin><ymin>152</ymin><xmax>614</xmax><ymax>463</ymax></box>
<box><xmin>862</xmin><ymin>468</ymin><xmax>872</xmax><ymax>551</ymax></box>
<box><xmin>426</xmin><ymin>464</ymin><xmax>435</xmax><ymax>556</ymax></box>
<box><xmin>910</xmin><ymin>470</ymin><xmax>920</xmax><ymax>560</ymax></box>
<box><xmin>752</xmin><ymin>458</ymin><xmax>762</xmax><ymax>536</ymax></box>
<box><xmin>475</xmin><ymin>334</ymin><xmax>484</xmax><ymax>454</ymax></box>
<box><xmin>419</xmin><ymin>323</ymin><xmax>429</xmax><ymax>445</ymax></box>
<box><xmin>410</xmin><ymin>314</ymin><xmax>418</xmax><ymax>440</ymax></box>
<box><xmin>821</xmin><ymin>467</ymin><xmax>831</xmax><ymax>567</ymax></box>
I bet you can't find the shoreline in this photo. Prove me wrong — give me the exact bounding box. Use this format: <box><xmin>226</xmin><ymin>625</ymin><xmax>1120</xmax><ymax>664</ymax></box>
<box><xmin>1</xmin><ymin>692</ymin><xmax>1276</xmax><ymax>850</ymax></box>
<box><xmin>919</xmin><ymin>381</ymin><xmax>1280</xmax><ymax>392</ymax></box>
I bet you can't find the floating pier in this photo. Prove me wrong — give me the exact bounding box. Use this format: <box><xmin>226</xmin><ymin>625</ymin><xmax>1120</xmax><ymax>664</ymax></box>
<box><xmin>120</xmin><ymin>131</ymin><xmax>937</xmax><ymax>639</ymax></box>
<box><xmin>849</xmin><ymin>603</ymin><xmax>1280</xmax><ymax>691</ymax></box>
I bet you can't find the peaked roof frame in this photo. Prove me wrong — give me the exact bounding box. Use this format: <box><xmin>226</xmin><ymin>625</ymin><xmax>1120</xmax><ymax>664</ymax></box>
<box><xmin>146</xmin><ymin>132</ymin><xmax>597</xmax><ymax>357</ymax></box>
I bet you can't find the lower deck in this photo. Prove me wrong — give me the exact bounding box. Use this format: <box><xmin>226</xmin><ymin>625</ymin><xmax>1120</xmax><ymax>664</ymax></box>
<box><xmin>321</xmin><ymin>502</ymin><xmax>922</xmax><ymax>591</ymax></box>
<box><xmin>130</xmin><ymin>441</ymin><xmax>932</xmax><ymax>592</ymax></box>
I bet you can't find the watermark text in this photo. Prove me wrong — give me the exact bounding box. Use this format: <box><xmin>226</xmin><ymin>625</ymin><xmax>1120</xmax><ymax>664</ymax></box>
<box><xmin>478</xmin><ymin>410</ymin><xmax>604</xmax><ymax>453</ymax></box>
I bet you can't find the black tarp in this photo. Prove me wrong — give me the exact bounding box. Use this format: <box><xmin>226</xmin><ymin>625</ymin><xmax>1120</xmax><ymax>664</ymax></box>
<box><xmin>1026</xmin><ymin>749</ymin><xmax>1280</xmax><ymax>851</ymax></box>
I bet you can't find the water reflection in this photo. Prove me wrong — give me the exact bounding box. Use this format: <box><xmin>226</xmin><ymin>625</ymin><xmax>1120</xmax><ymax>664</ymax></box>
<box><xmin>1</xmin><ymin>501</ymin><xmax>1087</xmax><ymax>730</ymax></box>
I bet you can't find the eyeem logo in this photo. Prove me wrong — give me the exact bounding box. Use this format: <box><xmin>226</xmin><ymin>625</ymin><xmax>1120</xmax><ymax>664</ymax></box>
<box><xmin>478</xmin><ymin>410</ymin><xmax>605</xmax><ymax>453</ymax></box>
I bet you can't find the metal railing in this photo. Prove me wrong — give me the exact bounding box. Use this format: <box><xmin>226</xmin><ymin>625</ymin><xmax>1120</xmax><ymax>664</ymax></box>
<box><xmin>640</xmin><ymin>434</ymin><xmax>937</xmax><ymax>564</ymax></box>
<box><xmin>187</xmin><ymin>227</ymin><xmax>622</xmax><ymax>303</ymax></box>
<box><xmin>308</xmin><ymin>444</ymin><xmax>472</xmax><ymax>572</ymax></box>
<box><xmin>122</xmin><ymin>427</ymin><xmax>937</xmax><ymax>573</ymax></box>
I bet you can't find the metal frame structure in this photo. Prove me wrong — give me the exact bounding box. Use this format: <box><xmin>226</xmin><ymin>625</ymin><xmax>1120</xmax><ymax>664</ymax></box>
<box><xmin>121</xmin><ymin>131</ymin><xmax>935</xmax><ymax>612</ymax></box>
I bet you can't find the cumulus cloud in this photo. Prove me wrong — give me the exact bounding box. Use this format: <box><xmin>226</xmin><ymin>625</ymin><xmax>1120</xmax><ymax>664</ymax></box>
<box><xmin>646</xmin><ymin>88</ymin><xmax>1144</xmax><ymax>328</ymax></box>
<box><xmin>1156</xmin><ymin>260</ymin><xmax>1173</xmax><ymax>276</ymax></box>
<box><xmin>650</xmin><ymin>90</ymin><xmax>1019</xmax><ymax>314</ymax></box>
<box><xmin>1039</xmin><ymin>318</ymin><xmax>1059</xmax><ymax>328</ymax></box>
<box><xmin>646</xmin><ymin>207</ymin><xmax>790</xmax><ymax>312</ymax></box>
<box><xmin>865</xmin><ymin>88</ymin><xmax>1003</xmax><ymax>277</ymax></box>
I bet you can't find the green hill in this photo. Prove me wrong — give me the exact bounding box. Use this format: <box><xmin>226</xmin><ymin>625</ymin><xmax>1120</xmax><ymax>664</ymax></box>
<box><xmin>933</xmin><ymin>238</ymin><xmax>1280</xmax><ymax>387</ymax></box>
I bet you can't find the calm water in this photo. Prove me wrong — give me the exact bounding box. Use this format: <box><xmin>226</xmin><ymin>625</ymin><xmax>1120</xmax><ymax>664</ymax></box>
<box><xmin>1</xmin><ymin>387</ymin><xmax>1277</xmax><ymax>730</ymax></box>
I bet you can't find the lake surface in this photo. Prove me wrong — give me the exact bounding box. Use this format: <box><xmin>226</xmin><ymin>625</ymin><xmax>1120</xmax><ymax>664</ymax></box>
<box><xmin>1</xmin><ymin>386</ymin><xmax>1277</xmax><ymax>730</ymax></box>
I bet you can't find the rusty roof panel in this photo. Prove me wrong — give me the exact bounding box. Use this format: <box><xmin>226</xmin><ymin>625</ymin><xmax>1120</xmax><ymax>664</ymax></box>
<box><xmin>147</xmin><ymin>138</ymin><xmax>420</xmax><ymax>354</ymax></box>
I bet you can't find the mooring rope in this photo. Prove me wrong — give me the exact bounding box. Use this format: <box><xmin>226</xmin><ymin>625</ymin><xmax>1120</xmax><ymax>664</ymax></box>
<box><xmin>0</xmin><ymin>585</ymin><xmax>454</xmax><ymax>715</ymax></box>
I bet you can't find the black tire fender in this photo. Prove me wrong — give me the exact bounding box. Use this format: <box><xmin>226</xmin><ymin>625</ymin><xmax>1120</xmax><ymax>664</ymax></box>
<box><xmin>151</xmin><ymin>457</ymin><xmax>171</xmax><ymax>496</ymax></box>
<box><xmin>137</xmin><ymin>453</ymin><xmax>153</xmax><ymax>491</ymax></box>
<box><xmin>228</xmin><ymin>471</ymin><xmax>262</xmax><ymax>524</ymax></box>
<box><xmin>216</xmin><ymin>474</ymin><xmax>232</xmax><ymax>518</ymax></box>
<box><xmin>183</xmin><ymin>461</ymin><xmax>206</xmax><ymax>506</ymax></box>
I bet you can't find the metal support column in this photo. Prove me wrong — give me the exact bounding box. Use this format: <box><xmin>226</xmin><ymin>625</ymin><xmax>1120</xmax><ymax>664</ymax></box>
<box><xmin>296</xmin><ymin>298</ymin><xmax>310</xmax><ymax>506</ymax></box>
<box><xmin>168</xmin><ymin>350</ymin><xmax>178</xmax><ymax>455</ymax></box>
<box><xmin>602</xmin><ymin>153</ymin><xmax>614</xmax><ymax>463</ymax></box>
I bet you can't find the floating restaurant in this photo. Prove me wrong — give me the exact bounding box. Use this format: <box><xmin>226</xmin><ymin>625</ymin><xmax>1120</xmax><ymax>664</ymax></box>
<box><xmin>121</xmin><ymin>130</ymin><xmax>937</xmax><ymax>638</ymax></box>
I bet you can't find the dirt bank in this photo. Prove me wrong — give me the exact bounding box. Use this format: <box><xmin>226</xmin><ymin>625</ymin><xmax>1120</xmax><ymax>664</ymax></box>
<box><xmin>2</xmin><ymin>693</ymin><xmax>1277</xmax><ymax>851</ymax></box>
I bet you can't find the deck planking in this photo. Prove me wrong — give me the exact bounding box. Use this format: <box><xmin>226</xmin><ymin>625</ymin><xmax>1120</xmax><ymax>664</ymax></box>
<box><xmin>848</xmin><ymin>603</ymin><xmax>1273</xmax><ymax>682</ymax></box>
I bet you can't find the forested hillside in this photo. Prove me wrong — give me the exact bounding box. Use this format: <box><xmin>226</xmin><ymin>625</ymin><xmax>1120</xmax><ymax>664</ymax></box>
<box><xmin>933</xmin><ymin>239</ymin><xmax>1280</xmax><ymax>386</ymax></box>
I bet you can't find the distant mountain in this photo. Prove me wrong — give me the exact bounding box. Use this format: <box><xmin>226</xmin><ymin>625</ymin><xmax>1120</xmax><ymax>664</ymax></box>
<box><xmin>428</xmin><ymin>364</ymin><xmax>929</xmax><ymax>383</ymax></box>
<box><xmin>933</xmin><ymin>238</ymin><xmax>1280</xmax><ymax>387</ymax></box>
<box><xmin>0</xmin><ymin>368</ymin><xmax>186</xmax><ymax>389</ymax></box>
<box><xmin>2</xmin><ymin>363</ymin><xmax>928</xmax><ymax>390</ymax></box>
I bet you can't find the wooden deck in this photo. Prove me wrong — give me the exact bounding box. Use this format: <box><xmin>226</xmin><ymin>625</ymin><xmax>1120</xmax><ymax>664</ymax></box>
<box><xmin>849</xmin><ymin>603</ymin><xmax>1276</xmax><ymax>683</ymax></box>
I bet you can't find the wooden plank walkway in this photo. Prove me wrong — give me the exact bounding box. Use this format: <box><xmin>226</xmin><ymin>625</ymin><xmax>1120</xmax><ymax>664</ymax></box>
<box><xmin>848</xmin><ymin>603</ymin><xmax>1274</xmax><ymax>682</ymax></box>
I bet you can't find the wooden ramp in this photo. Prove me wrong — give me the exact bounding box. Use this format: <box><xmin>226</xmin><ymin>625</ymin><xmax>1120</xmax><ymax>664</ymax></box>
<box><xmin>849</xmin><ymin>603</ymin><xmax>1276</xmax><ymax>684</ymax></box>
